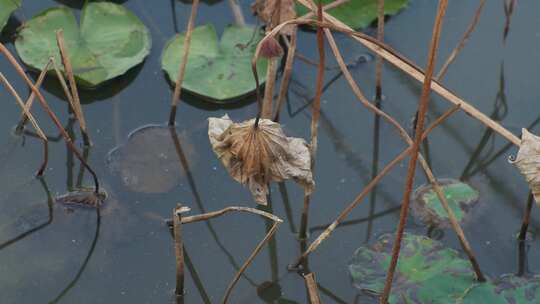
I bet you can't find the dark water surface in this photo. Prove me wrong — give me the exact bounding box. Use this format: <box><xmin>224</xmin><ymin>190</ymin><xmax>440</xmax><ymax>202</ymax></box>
<box><xmin>1</xmin><ymin>0</ymin><xmax>540</xmax><ymax>303</ymax></box>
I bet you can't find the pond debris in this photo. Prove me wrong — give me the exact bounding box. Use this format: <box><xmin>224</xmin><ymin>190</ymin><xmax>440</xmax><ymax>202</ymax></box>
<box><xmin>511</xmin><ymin>129</ymin><xmax>540</xmax><ymax>207</ymax></box>
<box><xmin>54</xmin><ymin>188</ymin><xmax>107</xmax><ymax>209</ymax></box>
<box><xmin>251</xmin><ymin>0</ymin><xmax>296</xmax><ymax>35</ymax></box>
<box><xmin>411</xmin><ymin>178</ymin><xmax>480</xmax><ymax>228</ymax></box>
<box><xmin>208</xmin><ymin>114</ymin><xmax>314</xmax><ymax>205</ymax></box>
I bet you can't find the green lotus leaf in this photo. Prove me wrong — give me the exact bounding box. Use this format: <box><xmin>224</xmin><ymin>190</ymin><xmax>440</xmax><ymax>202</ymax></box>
<box><xmin>161</xmin><ymin>24</ymin><xmax>268</xmax><ymax>102</ymax></box>
<box><xmin>412</xmin><ymin>178</ymin><xmax>480</xmax><ymax>228</ymax></box>
<box><xmin>0</xmin><ymin>0</ymin><xmax>21</xmax><ymax>32</ymax></box>
<box><xmin>460</xmin><ymin>274</ymin><xmax>540</xmax><ymax>304</ymax></box>
<box><xmin>349</xmin><ymin>233</ymin><xmax>476</xmax><ymax>303</ymax></box>
<box><xmin>15</xmin><ymin>2</ymin><xmax>151</xmax><ymax>87</ymax></box>
<box><xmin>296</xmin><ymin>0</ymin><xmax>409</xmax><ymax>30</ymax></box>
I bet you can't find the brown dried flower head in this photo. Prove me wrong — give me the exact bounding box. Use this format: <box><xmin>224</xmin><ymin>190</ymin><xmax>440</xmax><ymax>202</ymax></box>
<box><xmin>260</xmin><ymin>37</ymin><xmax>284</xmax><ymax>59</ymax></box>
<box><xmin>209</xmin><ymin>115</ymin><xmax>314</xmax><ymax>205</ymax></box>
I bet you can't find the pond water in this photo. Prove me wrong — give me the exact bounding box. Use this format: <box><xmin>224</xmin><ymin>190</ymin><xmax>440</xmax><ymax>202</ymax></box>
<box><xmin>1</xmin><ymin>0</ymin><xmax>540</xmax><ymax>303</ymax></box>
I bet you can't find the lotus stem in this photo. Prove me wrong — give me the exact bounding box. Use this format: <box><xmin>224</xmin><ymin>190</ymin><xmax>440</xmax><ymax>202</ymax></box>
<box><xmin>304</xmin><ymin>272</ymin><xmax>322</xmax><ymax>304</ymax></box>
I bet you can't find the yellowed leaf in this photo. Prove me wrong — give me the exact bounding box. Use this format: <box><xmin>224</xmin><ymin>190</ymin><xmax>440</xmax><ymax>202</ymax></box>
<box><xmin>511</xmin><ymin>128</ymin><xmax>540</xmax><ymax>206</ymax></box>
<box><xmin>209</xmin><ymin>114</ymin><xmax>314</xmax><ymax>205</ymax></box>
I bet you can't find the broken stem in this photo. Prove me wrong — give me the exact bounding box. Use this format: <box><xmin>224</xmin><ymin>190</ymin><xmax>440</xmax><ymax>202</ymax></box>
<box><xmin>380</xmin><ymin>1</ymin><xmax>448</xmax><ymax>302</ymax></box>
<box><xmin>168</xmin><ymin>0</ymin><xmax>200</xmax><ymax>126</ymax></box>
<box><xmin>274</xmin><ymin>28</ymin><xmax>298</xmax><ymax>122</ymax></box>
<box><xmin>304</xmin><ymin>273</ymin><xmax>322</xmax><ymax>304</ymax></box>
<box><xmin>56</xmin><ymin>30</ymin><xmax>90</xmax><ymax>146</ymax></box>
<box><xmin>173</xmin><ymin>204</ymin><xmax>186</xmax><ymax>299</ymax></box>
<box><xmin>0</xmin><ymin>43</ymin><xmax>100</xmax><ymax>193</ymax></box>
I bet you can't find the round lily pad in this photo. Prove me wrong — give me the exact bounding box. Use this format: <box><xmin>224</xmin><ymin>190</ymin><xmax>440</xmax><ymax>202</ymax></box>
<box><xmin>349</xmin><ymin>233</ymin><xmax>476</xmax><ymax>303</ymax></box>
<box><xmin>412</xmin><ymin>179</ymin><xmax>480</xmax><ymax>228</ymax></box>
<box><xmin>296</xmin><ymin>0</ymin><xmax>409</xmax><ymax>30</ymax></box>
<box><xmin>15</xmin><ymin>2</ymin><xmax>151</xmax><ymax>88</ymax></box>
<box><xmin>0</xmin><ymin>0</ymin><xmax>20</xmax><ymax>32</ymax></box>
<box><xmin>161</xmin><ymin>24</ymin><xmax>268</xmax><ymax>102</ymax></box>
<box><xmin>107</xmin><ymin>125</ymin><xmax>195</xmax><ymax>194</ymax></box>
<box><xmin>461</xmin><ymin>274</ymin><xmax>540</xmax><ymax>303</ymax></box>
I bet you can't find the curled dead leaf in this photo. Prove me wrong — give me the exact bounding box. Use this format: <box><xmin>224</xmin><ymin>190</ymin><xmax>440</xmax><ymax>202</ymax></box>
<box><xmin>208</xmin><ymin>114</ymin><xmax>314</xmax><ymax>205</ymax></box>
<box><xmin>511</xmin><ymin>128</ymin><xmax>540</xmax><ymax>206</ymax></box>
<box><xmin>251</xmin><ymin>0</ymin><xmax>296</xmax><ymax>35</ymax></box>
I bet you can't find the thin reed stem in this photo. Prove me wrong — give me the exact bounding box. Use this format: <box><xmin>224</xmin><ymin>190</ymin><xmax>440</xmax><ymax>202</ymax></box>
<box><xmin>56</xmin><ymin>30</ymin><xmax>89</xmax><ymax>146</ymax></box>
<box><xmin>168</xmin><ymin>0</ymin><xmax>200</xmax><ymax>126</ymax></box>
<box><xmin>381</xmin><ymin>2</ymin><xmax>448</xmax><ymax>302</ymax></box>
<box><xmin>437</xmin><ymin>0</ymin><xmax>486</xmax><ymax>80</ymax></box>
<box><xmin>16</xmin><ymin>59</ymin><xmax>51</xmax><ymax>131</ymax></box>
<box><xmin>299</xmin><ymin>2</ymin><xmax>325</xmax><ymax>240</ymax></box>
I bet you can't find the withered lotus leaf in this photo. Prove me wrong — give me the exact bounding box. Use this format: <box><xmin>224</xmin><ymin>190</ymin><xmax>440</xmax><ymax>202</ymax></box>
<box><xmin>208</xmin><ymin>115</ymin><xmax>314</xmax><ymax>205</ymax></box>
<box><xmin>511</xmin><ymin>129</ymin><xmax>540</xmax><ymax>206</ymax></box>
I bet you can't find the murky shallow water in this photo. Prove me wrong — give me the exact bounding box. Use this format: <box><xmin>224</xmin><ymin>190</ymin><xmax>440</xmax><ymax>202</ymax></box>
<box><xmin>1</xmin><ymin>0</ymin><xmax>540</xmax><ymax>303</ymax></box>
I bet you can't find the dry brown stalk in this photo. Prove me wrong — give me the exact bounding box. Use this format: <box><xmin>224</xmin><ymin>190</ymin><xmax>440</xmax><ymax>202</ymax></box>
<box><xmin>287</xmin><ymin>1</ymin><xmax>520</xmax><ymax>146</ymax></box>
<box><xmin>168</xmin><ymin>0</ymin><xmax>200</xmax><ymax>126</ymax></box>
<box><xmin>0</xmin><ymin>73</ymin><xmax>47</xmax><ymax>141</ymax></box>
<box><xmin>436</xmin><ymin>0</ymin><xmax>486</xmax><ymax>80</ymax></box>
<box><xmin>375</xmin><ymin>0</ymin><xmax>385</xmax><ymax>100</ymax></box>
<box><xmin>56</xmin><ymin>30</ymin><xmax>89</xmax><ymax>145</ymax></box>
<box><xmin>228</xmin><ymin>0</ymin><xmax>246</xmax><ymax>25</ymax></box>
<box><xmin>292</xmin><ymin>104</ymin><xmax>459</xmax><ymax>267</ymax></box>
<box><xmin>0</xmin><ymin>43</ymin><xmax>100</xmax><ymax>193</ymax></box>
<box><xmin>304</xmin><ymin>272</ymin><xmax>322</xmax><ymax>304</ymax></box>
<box><xmin>299</xmin><ymin>2</ymin><xmax>325</xmax><ymax>240</ymax></box>
<box><xmin>178</xmin><ymin>206</ymin><xmax>282</xmax><ymax>303</ymax></box>
<box><xmin>173</xmin><ymin>204</ymin><xmax>189</xmax><ymax>299</ymax></box>
<box><xmin>274</xmin><ymin>28</ymin><xmax>298</xmax><ymax>122</ymax></box>
<box><xmin>16</xmin><ymin>59</ymin><xmax>51</xmax><ymax>130</ymax></box>
<box><xmin>380</xmin><ymin>1</ymin><xmax>448</xmax><ymax>302</ymax></box>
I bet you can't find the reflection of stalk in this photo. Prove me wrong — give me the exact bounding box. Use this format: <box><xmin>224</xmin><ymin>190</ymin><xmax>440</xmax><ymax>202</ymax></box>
<box><xmin>168</xmin><ymin>0</ymin><xmax>200</xmax><ymax>126</ymax></box>
<box><xmin>381</xmin><ymin>2</ymin><xmax>449</xmax><ymax>301</ymax></box>
<box><xmin>49</xmin><ymin>208</ymin><xmax>100</xmax><ymax>304</ymax></box>
<box><xmin>518</xmin><ymin>192</ymin><xmax>534</xmax><ymax>241</ymax></box>
<box><xmin>366</xmin><ymin>99</ymin><xmax>382</xmax><ymax>243</ymax></box>
<box><xmin>0</xmin><ymin>178</ymin><xmax>53</xmax><ymax>251</ymax></box>
<box><xmin>183</xmin><ymin>248</ymin><xmax>212</xmax><ymax>303</ymax></box>
<box><xmin>375</xmin><ymin>0</ymin><xmax>384</xmax><ymax>99</ymax></box>
<box><xmin>0</xmin><ymin>44</ymin><xmax>100</xmax><ymax>193</ymax></box>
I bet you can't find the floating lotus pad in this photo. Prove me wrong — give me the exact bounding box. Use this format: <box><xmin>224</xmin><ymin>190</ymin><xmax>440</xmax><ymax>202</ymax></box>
<box><xmin>296</xmin><ymin>0</ymin><xmax>409</xmax><ymax>30</ymax></box>
<box><xmin>107</xmin><ymin>125</ymin><xmax>195</xmax><ymax>194</ymax></box>
<box><xmin>349</xmin><ymin>233</ymin><xmax>476</xmax><ymax>303</ymax></box>
<box><xmin>15</xmin><ymin>2</ymin><xmax>151</xmax><ymax>87</ymax></box>
<box><xmin>161</xmin><ymin>24</ymin><xmax>268</xmax><ymax>102</ymax></box>
<box><xmin>461</xmin><ymin>274</ymin><xmax>540</xmax><ymax>303</ymax></box>
<box><xmin>0</xmin><ymin>0</ymin><xmax>20</xmax><ymax>32</ymax></box>
<box><xmin>412</xmin><ymin>179</ymin><xmax>479</xmax><ymax>228</ymax></box>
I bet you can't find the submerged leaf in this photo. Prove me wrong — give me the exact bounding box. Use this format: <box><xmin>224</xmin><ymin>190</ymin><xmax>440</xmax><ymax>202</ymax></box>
<box><xmin>252</xmin><ymin>0</ymin><xmax>296</xmax><ymax>35</ymax></box>
<box><xmin>161</xmin><ymin>24</ymin><xmax>268</xmax><ymax>102</ymax></box>
<box><xmin>511</xmin><ymin>129</ymin><xmax>540</xmax><ymax>207</ymax></box>
<box><xmin>15</xmin><ymin>3</ymin><xmax>151</xmax><ymax>87</ymax></box>
<box><xmin>461</xmin><ymin>274</ymin><xmax>540</xmax><ymax>303</ymax></box>
<box><xmin>412</xmin><ymin>179</ymin><xmax>480</xmax><ymax>228</ymax></box>
<box><xmin>349</xmin><ymin>233</ymin><xmax>476</xmax><ymax>303</ymax></box>
<box><xmin>55</xmin><ymin>188</ymin><xmax>107</xmax><ymax>209</ymax></box>
<box><xmin>0</xmin><ymin>0</ymin><xmax>21</xmax><ymax>32</ymax></box>
<box><xmin>107</xmin><ymin>125</ymin><xmax>195</xmax><ymax>194</ymax></box>
<box><xmin>208</xmin><ymin>114</ymin><xmax>313</xmax><ymax>205</ymax></box>
<box><xmin>296</xmin><ymin>0</ymin><xmax>409</xmax><ymax>30</ymax></box>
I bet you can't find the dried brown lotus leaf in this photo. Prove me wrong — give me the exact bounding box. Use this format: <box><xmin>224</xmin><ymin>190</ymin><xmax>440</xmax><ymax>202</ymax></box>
<box><xmin>209</xmin><ymin>114</ymin><xmax>314</xmax><ymax>205</ymax></box>
<box><xmin>251</xmin><ymin>0</ymin><xmax>296</xmax><ymax>35</ymax></box>
<box><xmin>511</xmin><ymin>128</ymin><xmax>540</xmax><ymax>206</ymax></box>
